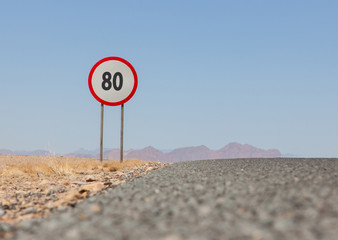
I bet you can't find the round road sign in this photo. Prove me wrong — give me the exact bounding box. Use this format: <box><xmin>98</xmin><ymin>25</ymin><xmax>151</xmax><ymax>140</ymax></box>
<box><xmin>88</xmin><ymin>57</ymin><xmax>138</xmax><ymax>106</ymax></box>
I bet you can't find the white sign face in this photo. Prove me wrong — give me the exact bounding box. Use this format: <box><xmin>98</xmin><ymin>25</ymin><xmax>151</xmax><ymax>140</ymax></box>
<box><xmin>88</xmin><ymin>57</ymin><xmax>138</xmax><ymax>106</ymax></box>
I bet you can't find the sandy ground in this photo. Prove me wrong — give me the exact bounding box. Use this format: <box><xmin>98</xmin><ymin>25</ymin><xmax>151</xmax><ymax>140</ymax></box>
<box><xmin>0</xmin><ymin>155</ymin><xmax>167</xmax><ymax>228</ymax></box>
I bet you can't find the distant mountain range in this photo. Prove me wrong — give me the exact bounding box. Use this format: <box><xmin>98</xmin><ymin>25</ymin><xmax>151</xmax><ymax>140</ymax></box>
<box><xmin>0</xmin><ymin>142</ymin><xmax>281</xmax><ymax>163</ymax></box>
<box><xmin>0</xmin><ymin>149</ymin><xmax>51</xmax><ymax>156</ymax></box>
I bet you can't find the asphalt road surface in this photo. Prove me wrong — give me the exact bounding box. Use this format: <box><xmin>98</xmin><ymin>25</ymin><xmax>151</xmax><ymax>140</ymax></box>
<box><xmin>5</xmin><ymin>158</ymin><xmax>338</xmax><ymax>240</ymax></box>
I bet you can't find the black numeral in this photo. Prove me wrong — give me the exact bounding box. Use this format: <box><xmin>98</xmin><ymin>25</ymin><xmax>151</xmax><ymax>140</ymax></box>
<box><xmin>102</xmin><ymin>72</ymin><xmax>123</xmax><ymax>91</ymax></box>
<box><xmin>113</xmin><ymin>72</ymin><xmax>123</xmax><ymax>91</ymax></box>
<box><xmin>102</xmin><ymin>72</ymin><xmax>112</xmax><ymax>90</ymax></box>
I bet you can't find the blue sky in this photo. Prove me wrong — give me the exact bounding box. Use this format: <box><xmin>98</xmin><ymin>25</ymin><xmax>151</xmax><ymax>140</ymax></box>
<box><xmin>1</xmin><ymin>1</ymin><xmax>337</xmax><ymax>157</ymax></box>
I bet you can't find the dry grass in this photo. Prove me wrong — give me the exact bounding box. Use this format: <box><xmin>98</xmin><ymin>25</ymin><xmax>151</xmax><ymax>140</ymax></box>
<box><xmin>0</xmin><ymin>155</ymin><xmax>151</xmax><ymax>177</ymax></box>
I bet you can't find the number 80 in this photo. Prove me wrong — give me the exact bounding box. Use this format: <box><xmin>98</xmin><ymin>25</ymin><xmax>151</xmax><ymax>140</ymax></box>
<box><xmin>102</xmin><ymin>72</ymin><xmax>123</xmax><ymax>91</ymax></box>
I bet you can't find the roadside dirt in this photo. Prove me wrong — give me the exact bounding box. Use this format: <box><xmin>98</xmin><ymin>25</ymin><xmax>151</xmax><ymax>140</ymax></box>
<box><xmin>0</xmin><ymin>155</ymin><xmax>167</xmax><ymax>226</ymax></box>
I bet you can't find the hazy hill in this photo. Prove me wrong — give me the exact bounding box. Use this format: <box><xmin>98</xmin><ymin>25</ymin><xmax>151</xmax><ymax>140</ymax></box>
<box><xmin>97</xmin><ymin>142</ymin><xmax>281</xmax><ymax>162</ymax></box>
<box><xmin>216</xmin><ymin>142</ymin><xmax>281</xmax><ymax>159</ymax></box>
<box><xmin>0</xmin><ymin>149</ymin><xmax>51</xmax><ymax>156</ymax></box>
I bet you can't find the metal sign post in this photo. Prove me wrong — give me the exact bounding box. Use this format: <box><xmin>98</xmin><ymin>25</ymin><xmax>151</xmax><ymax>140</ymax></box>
<box><xmin>120</xmin><ymin>104</ymin><xmax>124</xmax><ymax>163</ymax></box>
<box><xmin>100</xmin><ymin>103</ymin><xmax>104</xmax><ymax>162</ymax></box>
<box><xmin>88</xmin><ymin>57</ymin><xmax>138</xmax><ymax>162</ymax></box>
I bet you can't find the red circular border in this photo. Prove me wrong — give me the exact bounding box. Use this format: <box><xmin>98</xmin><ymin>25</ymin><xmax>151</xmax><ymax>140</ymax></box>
<box><xmin>88</xmin><ymin>57</ymin><xmax>138</xmax><ymax>106</ymax></box>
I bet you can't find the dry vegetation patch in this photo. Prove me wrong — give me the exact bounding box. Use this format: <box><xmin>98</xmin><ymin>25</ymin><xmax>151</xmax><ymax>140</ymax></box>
<box><xmin>0</xmin><ymin>155</ymin><xmax>150</xmax><ymax>177</ymax></box>
<box><xmin>0</xmin><ymin>155</ymin><xmax>167</xmax><ymax>227</ymax></box>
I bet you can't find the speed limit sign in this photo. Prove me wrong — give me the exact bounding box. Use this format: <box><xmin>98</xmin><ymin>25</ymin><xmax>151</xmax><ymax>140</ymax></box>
<box><xmin>88</xmin><ymin>56</ymin><xmax>138</xmax><ymax>163</ymax></box>
<box><xmin>88</xmin><ymin>57</ymin><xmax>138</xmax><ymax>106</ymax></box>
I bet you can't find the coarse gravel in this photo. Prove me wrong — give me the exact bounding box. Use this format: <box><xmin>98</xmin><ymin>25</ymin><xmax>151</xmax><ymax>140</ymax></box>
<box><xmin>4</xmin><ymin>158</ymin><xmax>338</xmax><ymax>240</ymax></box>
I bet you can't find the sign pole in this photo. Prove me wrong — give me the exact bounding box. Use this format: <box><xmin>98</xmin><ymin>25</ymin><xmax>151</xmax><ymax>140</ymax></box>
<box><xmin>120</xmin><ymin>104</ymin><xmax>124</xmax><ymax>163</ymax></box>
<box><xmin>100</xmin><ymin>103</ymin><xmax>104</xmax><ymax>162</ymax></box>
